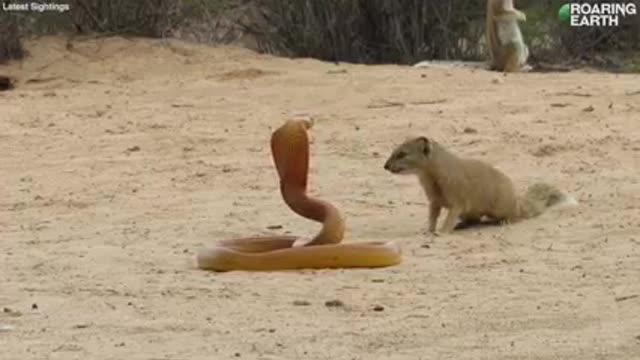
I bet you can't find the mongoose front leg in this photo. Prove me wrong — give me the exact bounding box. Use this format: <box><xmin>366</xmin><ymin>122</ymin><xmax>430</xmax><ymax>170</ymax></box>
<box><xmin>428</xmin><ymin>201</ymin><xmax>442</xmax><ymax>234</ymax></box>
<box><xmin>439</xmin><ymin>207</ymin><xmax>463</xmax><ymax>234</ymax></box>
<box><xmin>496</xmin><ymin>10</ymin><xmax>526</xmax><ymax>22</ymax></box>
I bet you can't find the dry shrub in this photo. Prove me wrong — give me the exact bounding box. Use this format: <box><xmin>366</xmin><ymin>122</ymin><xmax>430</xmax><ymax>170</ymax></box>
<box><xmin>2</xmin><ymin>0</ymin><xmax>638</xmax><ymax>71</ymax></box>
<box><xmin>243</xmin><ymin>0</ymin><xmax>486</xmax><ymax>64</ymax></box>
<box><xmin>519</xmin><ymin>0</ymin><xmax>640</xmax><ymax>69</ymax></box>
<box><xmin>558</xmin><ymin>12</ymin><xmax>640</xmax><ymax>55</ymax></box>
<box><xmin>69</xmin><ymin>0</ymin><xmax>182</xmax><ymax>37</ymax></box>
<box><xmin>173</xmin><ymin>0</ymin><xmax>252</xmax><ymax>45</ymax></box>
<box><xmin>0</xmin><ymin>17</ymin><xmax>25</xmax><ymax>64</ymax></box>
<box><xmin>240</xmin><ymin>0</ymin><xmax>640</xmax><ymax>70</ymax></box>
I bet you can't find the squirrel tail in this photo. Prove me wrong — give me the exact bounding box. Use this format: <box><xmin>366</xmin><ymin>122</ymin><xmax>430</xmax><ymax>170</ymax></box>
<box><xmin>517</xmin><ymin>182</ymin><xmax>578</xmax><ymax>219</ymax></box>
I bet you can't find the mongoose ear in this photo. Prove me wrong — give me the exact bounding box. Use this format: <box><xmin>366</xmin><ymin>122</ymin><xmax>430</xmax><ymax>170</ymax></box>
<box><xmin>418</xmin><ymin>136</ymin><xmax>431</xmax><ymax>156</ymax></box>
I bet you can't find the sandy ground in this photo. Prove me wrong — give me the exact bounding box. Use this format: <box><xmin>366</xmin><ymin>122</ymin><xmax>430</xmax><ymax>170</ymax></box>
<box><xmin>1</xmin><ymin>36</ymin><xmax>639</xmax><ymax>360</ymax></box>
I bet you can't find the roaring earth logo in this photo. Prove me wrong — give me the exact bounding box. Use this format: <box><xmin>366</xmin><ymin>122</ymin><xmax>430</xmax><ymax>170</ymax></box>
<box><xmin>558</xmin><ymin>2</ymin><xmax>637</xmax><ymax>26</ymax></box>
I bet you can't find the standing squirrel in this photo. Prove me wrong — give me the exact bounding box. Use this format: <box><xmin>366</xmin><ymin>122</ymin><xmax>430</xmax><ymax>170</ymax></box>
<box><xmin>486</xmin><ymin>0</ymin><xmax>530</xmax><ymax>72</ymax></box>
<box><xmin>383</xmin><ymin>137</ymin><xmax>576</xmax><ymax>234</ymax></box>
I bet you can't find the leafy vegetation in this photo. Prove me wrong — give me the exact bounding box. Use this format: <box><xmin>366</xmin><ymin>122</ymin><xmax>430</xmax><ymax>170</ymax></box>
<box><xmin>1</xmin><ymin>0</ymin><xmax>638</xmax><ymax>71</ymax></box>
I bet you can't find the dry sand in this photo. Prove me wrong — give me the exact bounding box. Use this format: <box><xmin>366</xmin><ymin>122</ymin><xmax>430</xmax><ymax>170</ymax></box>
<box><xmin>1</xmin><ymin>36</ymin><xmax>639</xmax><ymax>360</ymax></box>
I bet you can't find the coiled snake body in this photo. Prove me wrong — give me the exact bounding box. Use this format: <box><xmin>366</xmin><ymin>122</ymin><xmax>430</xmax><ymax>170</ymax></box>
<box><xmin>196</xmin><ymin>120</ymin><xmax>402</xmax><ymax>271</ymax></box>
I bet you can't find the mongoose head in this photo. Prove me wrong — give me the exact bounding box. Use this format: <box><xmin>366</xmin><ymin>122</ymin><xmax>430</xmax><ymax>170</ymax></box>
<box><xmin>383</xmin><ymin>136</ymin><xmax>433</xmax><ymax>175</ymax></box>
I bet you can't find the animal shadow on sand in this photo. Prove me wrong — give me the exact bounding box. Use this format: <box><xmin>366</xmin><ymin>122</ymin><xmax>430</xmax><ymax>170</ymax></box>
<box><xmin>453</xmin><ymin>218</ymin><xmax>505</xmax><ymax>231</ymax></box>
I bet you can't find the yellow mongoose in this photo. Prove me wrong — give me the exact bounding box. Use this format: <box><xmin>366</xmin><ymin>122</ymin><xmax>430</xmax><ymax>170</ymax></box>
<box><xmin>383</xmin><ymin>137</ymin><xmax>576</xmax><ymax>234</ymax></box>
<box><xmin>486</xmin><ymin>0</ymin><xmax>530</xmax><ymax>72</ymax></box>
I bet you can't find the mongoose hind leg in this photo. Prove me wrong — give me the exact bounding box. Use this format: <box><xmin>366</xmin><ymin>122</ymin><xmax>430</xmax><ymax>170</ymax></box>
<box><xmin>439</xmin><ymin>207</ymin><xmax>463</xmax><ymax>233</ymax></box>
<box><xmin>502</xmin><ymin>44</ymin><xmax>525</xmax><ymax>72</ymax></box>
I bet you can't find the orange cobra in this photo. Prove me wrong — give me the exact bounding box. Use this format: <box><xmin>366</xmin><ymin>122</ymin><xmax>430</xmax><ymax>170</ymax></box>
<box><xmin>196</xmin><ymin>119</ymin><xmax>402</xmax><ymax>271</ymax></box>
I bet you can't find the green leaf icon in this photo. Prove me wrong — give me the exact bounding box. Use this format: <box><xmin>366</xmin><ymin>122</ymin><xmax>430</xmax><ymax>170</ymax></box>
<box><xmin>558</xmin><ymin>3</ymin><xmax>571</xmax><ymax>23</ymax></box>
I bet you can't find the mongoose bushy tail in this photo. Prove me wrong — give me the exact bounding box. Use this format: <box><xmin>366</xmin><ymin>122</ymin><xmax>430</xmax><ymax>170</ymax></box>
<box><xmin>517</xmin><ymin>182</ymin><xmax>578</xmax><ymax>219</ymax></box>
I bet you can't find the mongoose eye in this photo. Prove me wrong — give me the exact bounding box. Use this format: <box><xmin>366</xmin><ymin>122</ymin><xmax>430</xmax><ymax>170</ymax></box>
<box><xmin>396</xmin><ymin>151</ymin><xmax>407</xmax><ymax>159</ymax></box>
